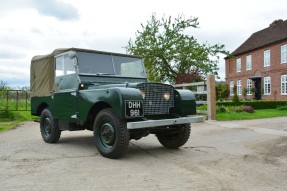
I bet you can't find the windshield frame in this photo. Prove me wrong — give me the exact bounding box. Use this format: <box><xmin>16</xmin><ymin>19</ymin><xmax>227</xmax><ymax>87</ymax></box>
<box><xmin>75</xmin><ymin>51</ymin><xmax>147</xmax><ymax>78</ymax></box>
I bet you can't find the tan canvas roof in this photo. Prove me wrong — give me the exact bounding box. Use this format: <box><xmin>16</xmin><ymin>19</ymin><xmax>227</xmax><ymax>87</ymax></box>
<box><xmin>30</xmin><ymin>48</ymin><xmax>70</xmax><ymax>97</ymax></box>
<box><xmin>30</xmin><ymin>48</ymin><xmax>142</xmax><ymax>97</ymax></box>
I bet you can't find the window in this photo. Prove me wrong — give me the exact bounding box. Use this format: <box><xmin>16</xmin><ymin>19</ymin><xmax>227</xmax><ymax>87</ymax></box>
<box><xmin>236</xmin><ymin>58</ymin><xmax>241</xmax><ymax>72</ymax></box>
<box><xmin>281</xmin><ymin>75</ymin><xmax>287</xmax><ymax>95</ymax></box>
<box><xmin>237</xmin><ymin>80</ymin><xmax>242</xmax><ymax>95</ymax></box>
<box><xmin>264</xmin><ymin>50</ymin><xmax>270</xmax><ymax>67</ymax></box>
<box><xmin>281</xmin><ymin>44</ymin><xmax>287</xmax><ymax>64</ymax></box>
<box><xmin>247</xmin><ymin>79</ymin><xmax>252</xmax><ymax>95</ymax></box>
<box><xmin>230</xmin><ymin>81</ymin><xmax>234</xmax><ymax>96</ymax></box>
<box><xmin>55</xmin><ymin>52</ymin><xmax>75</xmax><ymax>76</ymax></box>
<box><xmin>246</xmin><ymin>55</ymin><xmax>252</xmax><ymax>70</ymax></box>
<box><xmin>264</xmin><ymin>77</ymin><xmax>271</xmax><ymax>95</ymax></box>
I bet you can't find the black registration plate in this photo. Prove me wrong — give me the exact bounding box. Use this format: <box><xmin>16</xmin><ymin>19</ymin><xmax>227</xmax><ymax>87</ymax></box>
<box><xmin>125</xmin><ymin>101</ymin><xmax>143</xmax><ymax>117</ymax></box>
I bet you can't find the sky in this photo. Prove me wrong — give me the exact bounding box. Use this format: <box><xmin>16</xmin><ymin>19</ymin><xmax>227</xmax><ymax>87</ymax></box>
<box><xmin>0</xmin><ymin>0</ymin><xmax>286</xmax><ymax>87</ymax></box>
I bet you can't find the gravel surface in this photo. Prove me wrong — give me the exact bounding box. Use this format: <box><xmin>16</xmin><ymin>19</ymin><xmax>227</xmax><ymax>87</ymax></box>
<box><xmin>1</xmin><ymin>117</ymin><xmax>287</xmax><ymax>191</ymax></box>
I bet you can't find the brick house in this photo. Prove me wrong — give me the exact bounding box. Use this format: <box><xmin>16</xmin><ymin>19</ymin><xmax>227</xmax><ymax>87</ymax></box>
<box><xmin>225</xmin><ymin>19</ymin><xmax>287</xmax><ymax>100</ymax></box>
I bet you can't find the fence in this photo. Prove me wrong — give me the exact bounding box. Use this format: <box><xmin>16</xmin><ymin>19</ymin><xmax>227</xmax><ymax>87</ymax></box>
<box><xmin>0</xmin><ymin>90</ymin><xmax>30</xmax><ymax>111</ymax></box>
<box><xmin>173</xmin><ymin>74</ymin><xmax>216</xmax><ymax>120</ymax></box>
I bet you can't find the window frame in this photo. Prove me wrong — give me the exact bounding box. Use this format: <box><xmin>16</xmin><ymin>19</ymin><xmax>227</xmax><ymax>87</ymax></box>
<box><xmin>237</xmin><ymin>80</ymin><xmax>242</xmax><ymax>95</ymax></box>
<box><xmin>247</xmin><ymin>79</ymin><xmax>252</xmax><ymax>95</ymax></box>
<box><xmin>281</xmin><ymin>75</ymin><xmax>287</xmax><ymax>95</ymax></box>
<box><xmin>281</xmin><ymin>44</ymin><xmax>287</xmax><ymax>64</ymax></box>
<box><xmin>246</xmin><ymin>55</ymin><xmax>252</xmax><ymax>70</ymax></box>
<box><xmin>264</xmin><ymin>49</ymin><xmax>270</xmax><ymax>67</ymax></box>
<box><xmin>230</xmin><ymin>81</ymin><xmax>234</xmax><ymax>96</ymax></box>
<box><xmin>236</xmin><ymin>58</ymin><xmax>241</xmax><ymax>73</ymax></box>
<box><xmin>264</xmin><ymin>76</ymin><xmax>271</xmax><ymax>95</ymax></box>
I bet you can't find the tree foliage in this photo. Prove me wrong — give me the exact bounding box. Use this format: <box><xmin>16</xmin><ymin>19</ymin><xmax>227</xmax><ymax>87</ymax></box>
<box><xmin>216</xmin><ymin>83</ymin><xmax>229</xmax><ymax>101</ymax></box>
<box><xmin>0</xmin><ymin>80</ymin><xmax>8</xmax><ymax>90</ymax></box>
<box><xmin>126</xmin><ymin>14</ymin><xmax>227</xmax><ymax>83</ymax></box>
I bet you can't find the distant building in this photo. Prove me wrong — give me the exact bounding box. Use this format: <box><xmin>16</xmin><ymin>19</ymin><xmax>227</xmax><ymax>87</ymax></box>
<box><xmin>225</xmin><ymin>19</ymin><xmax>287</xmax><ymax>100</ymax></box>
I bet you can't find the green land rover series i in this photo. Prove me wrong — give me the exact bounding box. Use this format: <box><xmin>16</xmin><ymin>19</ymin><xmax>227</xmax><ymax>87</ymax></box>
<box><xmin>30</xmin><ymin>48</ymin><xmax>203</xmax><ymax>159</ymax></box>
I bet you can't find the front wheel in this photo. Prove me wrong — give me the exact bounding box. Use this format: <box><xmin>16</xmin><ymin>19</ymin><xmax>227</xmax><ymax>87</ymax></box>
<box><xmin>156</xmin><ymin>124</ymin><xmax>191</xmax><ymax>149</ymax></box>
<box><xmin>40</xmin><ymin>108</ymin><xmax>61</xmax><ymax>143</ymax></box>
<box><xmin>93</xmin><ymin>108</ymin><xmax>129</xmax><ymax>159</ymax></box>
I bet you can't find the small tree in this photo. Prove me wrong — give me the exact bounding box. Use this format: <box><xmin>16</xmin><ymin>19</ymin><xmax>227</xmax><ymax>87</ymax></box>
<box><xmin>216</xmin><ymin>83</ymin><xmax>229</xmax><ymax>101</ymax></box>
<box><xmin>242</xmin><ymin>88</ymin><xmax>248</xmax><ymax>99</ymax></box>
<box><xmin>126</xmin><ymin>14</ymin><xmax>228</xmax><ymax>83</ymax></box>
<box><xmin>232</xmin><ymin>85</ymin><xmax>240</xmax><ymax>103</ymax></box>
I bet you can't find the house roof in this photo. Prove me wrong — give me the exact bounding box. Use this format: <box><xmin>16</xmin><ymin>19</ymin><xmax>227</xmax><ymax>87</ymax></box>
<box><xmin>231</xmin><ymin>19</ymin><xmax>287</xmax><ymax>56</ymax></box>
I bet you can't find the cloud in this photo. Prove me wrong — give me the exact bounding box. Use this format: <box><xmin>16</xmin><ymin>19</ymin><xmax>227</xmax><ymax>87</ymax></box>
<box><xmin>0</xmin><ymin>51</ymin><xmax>25</xmax><ymax>59</ymax></box>
<box><xmin>31</xmin><ymin>0</ymin><xmax>79</xmax><ymax>21</ymax></box>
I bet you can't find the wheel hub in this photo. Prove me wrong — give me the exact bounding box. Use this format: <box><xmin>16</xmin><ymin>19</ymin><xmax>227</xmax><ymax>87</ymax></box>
<box><xmin>100</xmin><ymin>123</ymin><xmax>115</xmax><ymax>146</ymax></box>
<box><xmin>44</xmin><ymin>118</ymin><xmax>52</xmax><ymax>135</ymax></box>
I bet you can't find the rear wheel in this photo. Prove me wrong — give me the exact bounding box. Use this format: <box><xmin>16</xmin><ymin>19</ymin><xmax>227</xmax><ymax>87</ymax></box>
<box><xmin>40</xmin><ymin>108</ymin><xmax>61</xmax><ymax>143</ymax></box>
<box><xmin>94</xmin><ymin>108</ymin><xmax>129</xmax><ymax>159</ymax></box>
<box><xmin>156</xmin><ymin>123</ymin><xmax>191</xmax><ymax>149</ymax></box>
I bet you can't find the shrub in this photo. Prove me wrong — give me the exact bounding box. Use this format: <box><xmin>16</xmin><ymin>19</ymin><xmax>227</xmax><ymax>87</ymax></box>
<box><xmin>232</xmin><ymin>94</ymin><xmax>240</xmax><ymax>103</ymax></box>
<box><xmin>277</xmin><ymin>106</ymin><xmax>287</xmax><ymax>110</ymax></box>
<box><xmin>0</xmin><ymin>109</ymin><xmax>16</xmax><ymax>120</ymax></box>
<box><xmin>243</xmin><ymin>106</ymin><xmax>255</xmax><ymax>113</ymax></box>
<box><xmin>217</xmin><ymin>106</ymin><xmax>227</xmax><ymax>113</ymax></box>
<box><xmin>217</xmin><ymin>100</ymin><xmax>287</xmax><ymax>110</ymax></box>
<box><xmin>231</xmin><ymin>106</ymin><xmax>244</xmax><ymax>113</ymax></box>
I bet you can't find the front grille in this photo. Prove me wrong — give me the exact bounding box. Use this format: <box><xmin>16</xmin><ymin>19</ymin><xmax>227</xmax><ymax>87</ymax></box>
<box><xmin>136</xmin><ymin>83</ymin><xmax>174</xmax><ymax>115</ymax></box>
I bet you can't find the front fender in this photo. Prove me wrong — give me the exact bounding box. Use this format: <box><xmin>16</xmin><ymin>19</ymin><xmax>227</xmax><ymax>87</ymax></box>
<box><xmin>171</xmin><ymin>89</ymin><xmax>196</xmax><ymax>116</ymax></box>
<box><xmin>78</xmin><ymin>87</ymin><xmax>143</xmax><ymax>122</ymax></box>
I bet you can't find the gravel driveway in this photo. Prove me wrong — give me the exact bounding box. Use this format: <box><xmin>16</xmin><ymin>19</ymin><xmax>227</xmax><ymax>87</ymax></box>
<box><xmin>1</xmin><ymin>117</ymin><xmax>287</xmax><ymax>191</ymax></box>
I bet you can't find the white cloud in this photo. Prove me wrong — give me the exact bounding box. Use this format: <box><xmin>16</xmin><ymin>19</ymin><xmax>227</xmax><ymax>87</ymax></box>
<box><xmin>0</xmin><ymin>0</ymin><xmax>286</xmax><ymax>86</ymax></box>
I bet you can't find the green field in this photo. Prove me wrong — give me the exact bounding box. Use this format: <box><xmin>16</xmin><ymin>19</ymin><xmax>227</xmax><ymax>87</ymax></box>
<box><xmin>0</xmin><ymin>110</ymin><xmax>38</xmax><ymax>132</ymax></box>
<box><xmin>216</xmin><ymin>109</ymin><xmax>287</xmax><ymax>121</ymax></box>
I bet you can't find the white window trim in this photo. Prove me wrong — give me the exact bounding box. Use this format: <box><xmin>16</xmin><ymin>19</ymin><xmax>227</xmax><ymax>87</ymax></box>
<box><xmin>264</xmin><ymin>49</ymin><xmax>270</xmax><ymax>67</ymax></box>
<box><xmin>281</xmin><ymin>75</ymin><xmax>287</xmax><ymax>95</ymax></box>
<box><xmin>246</xmin><ymin>55</ymin><xmax>252</xmax><ymax>70</ymax></box>
<box><xmin>237</xmin><ymin>80</ymin><xmax>242</xmax><ymax>95</ymax></box>
<box><xmin>236</xmin><ymin>58</ymin><xmax>241</xmax><ymax>73</ymax></box>
<box><xmin>230</xmin><ymin>81</ymin><xmax>234</xmax><ymax>96</ymax></box>
<box><xmin>281</xmin><ymin>44</ymin><xmax>287</xmax><ymax>64</ymax></box>
<box><xmin>264</xmin><ymin>76</ymin><xmax>271</xmax><ymax>95</ymax></box>
<box><xmin>247</xmin><ymin>79</ymin><xmax>252</xmax><ymax>95</ymax></box>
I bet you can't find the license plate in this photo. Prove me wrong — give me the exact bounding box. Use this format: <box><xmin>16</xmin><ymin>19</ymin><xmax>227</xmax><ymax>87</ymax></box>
<box><xmin>125</xmin><ymin>101</ymin><xmax>144</xmax><ymax>117</ymax></box>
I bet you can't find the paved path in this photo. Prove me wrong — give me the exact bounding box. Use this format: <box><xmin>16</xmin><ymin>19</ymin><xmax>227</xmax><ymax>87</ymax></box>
<box><xmin>1</xmin><ymin>117</ymin><xmax>287</xmax><ymax>191</ymax></box>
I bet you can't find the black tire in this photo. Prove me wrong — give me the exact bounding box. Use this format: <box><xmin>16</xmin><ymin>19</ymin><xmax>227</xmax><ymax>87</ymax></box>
<box><xmin>40</xmin><ymin>108</ymin><xmax>61</xmax><ymax>143</ymax></box>
<box><xmin>93</xmin><ymin>108</ymin><xmax>129</xmax><ymax>159</ymax></box>
<box><xmin>156</xmin><ymin>123</ymin><xmax>191</xmax><ymax>149</ymax></box>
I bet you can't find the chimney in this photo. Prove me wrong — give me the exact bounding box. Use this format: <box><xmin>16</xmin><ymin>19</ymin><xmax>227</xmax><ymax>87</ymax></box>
<box><xmin>269</xmin><ymin>19</ymin><xmax>283</xmax><ymax>27</ymax></box>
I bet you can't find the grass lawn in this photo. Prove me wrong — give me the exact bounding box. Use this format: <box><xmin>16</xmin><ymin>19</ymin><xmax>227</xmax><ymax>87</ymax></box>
<box><xmin>0</xmin><ymin>111</ymin><xmax>38</xmax><ymax>133</ymax></box>
<box><xmin>216</xmin><ymin>109</ymin><xmax>287</xmax><ymax>121</ymax></box>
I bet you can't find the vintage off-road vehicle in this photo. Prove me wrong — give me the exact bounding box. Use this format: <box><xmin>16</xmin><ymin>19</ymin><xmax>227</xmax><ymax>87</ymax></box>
<box><xmin>30</xmin><ymin>48</ymin><xmax>203</xmax><ymax>159</ymax></box>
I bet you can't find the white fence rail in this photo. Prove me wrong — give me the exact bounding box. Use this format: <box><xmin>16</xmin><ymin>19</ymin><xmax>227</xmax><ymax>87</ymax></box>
<box><xmin>173</xmin><ymin>74</ymin><xmax>216</xmax><ymax>120</ymax></box>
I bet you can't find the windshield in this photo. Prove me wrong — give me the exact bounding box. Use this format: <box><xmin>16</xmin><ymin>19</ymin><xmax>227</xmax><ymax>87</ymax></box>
<box><xmin>76</xmin><ymin>51</ymin><xmax>146</xmax><ymax>78</ymax></box>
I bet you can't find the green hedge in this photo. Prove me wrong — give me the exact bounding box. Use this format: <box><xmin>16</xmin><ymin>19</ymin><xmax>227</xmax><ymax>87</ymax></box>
<box><xmin>216</xmin><ymin>100</ymin><xmax>287</xmax><ymax>110</ymax></box>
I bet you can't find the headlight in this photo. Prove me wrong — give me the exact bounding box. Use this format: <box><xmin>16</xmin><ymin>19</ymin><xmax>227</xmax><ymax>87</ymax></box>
<box><xmin>163</xmin><ymin>93</ymin><xmax>170</xmax><ymax>100</ymax></box>
<box><xmin>141</xmin><ymin>91</ymin><xmax>145</xmax><ymax>99</ymax></box>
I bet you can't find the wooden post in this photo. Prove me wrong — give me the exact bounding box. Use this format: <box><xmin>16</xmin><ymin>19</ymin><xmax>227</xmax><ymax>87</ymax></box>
<box><xmin>207</xmin><ymin>74</ymin><xmax>216</xmax><ymax>120</ymax></box>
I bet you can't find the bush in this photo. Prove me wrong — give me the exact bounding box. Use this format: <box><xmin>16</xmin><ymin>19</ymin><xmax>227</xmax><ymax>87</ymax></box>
<box><xmin>232</xmin><ymin>94</ymin><xmax>240</xmax><ymax>103</ymax></box>
<box><xmin>243</xmin><ymin>106</ymin><xmax>255</xmax><ymax>113</ymax></box>
<box><xmin>0</xmin><ymin>109</ymin><xmax>16</xmax><ymax>120</ymax></box>
<box><xmin>277</xmin><ymin>106</ymin><xmax>287</xmax><ymax>110</ymax></box>
<box><xmin>217</xmin><ymin>106</ymin><xmax>227</xmax><ymax>113</ymax></box>
<box><xmin>231</xmin><ymin>106</ymin><xmax>244</xmax><ymax>113</ymax></box>
<box><xmin>217</xmin><ymin>100</ymin><xmax>287</xmax><ymax>110</ymax></box>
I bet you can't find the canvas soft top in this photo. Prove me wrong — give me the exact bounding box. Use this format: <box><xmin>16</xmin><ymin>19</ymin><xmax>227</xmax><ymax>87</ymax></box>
<box><xmin>30</xmin><ymin>48</ymin><xmax>142</xmax><ymax>97</ymax></box>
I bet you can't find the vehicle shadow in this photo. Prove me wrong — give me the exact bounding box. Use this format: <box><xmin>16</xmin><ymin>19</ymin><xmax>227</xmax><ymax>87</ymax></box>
<box><xmin>56</xmin><ymin>133</ymin><xmax>185</xmax><ymax>159</ymax></box>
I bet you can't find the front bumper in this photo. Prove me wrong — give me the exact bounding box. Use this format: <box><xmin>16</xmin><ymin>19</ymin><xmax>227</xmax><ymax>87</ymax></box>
<box><xmin>127</xmin><ymin>116</ymin><xmax>204</xmax><ymax>129</ymax></box>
